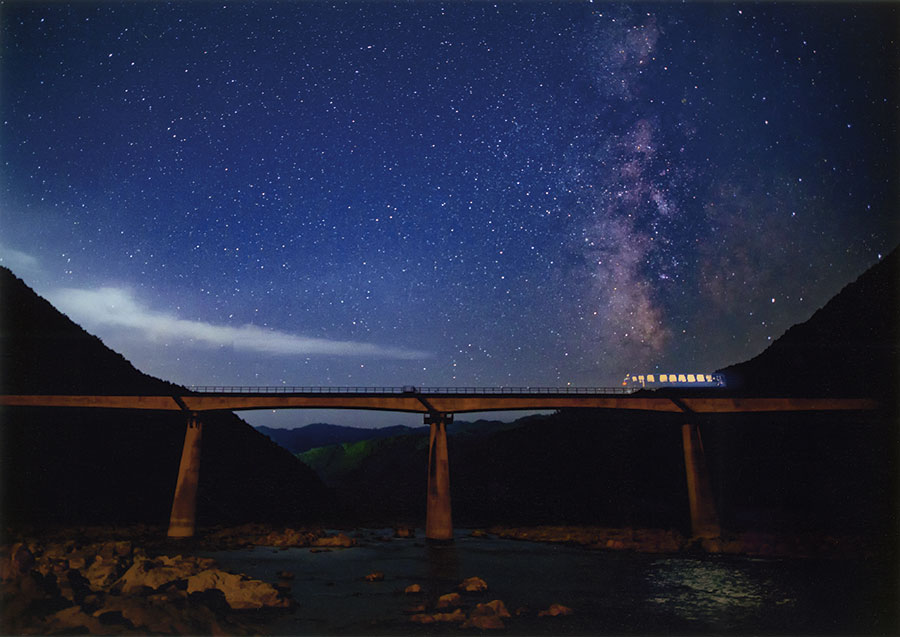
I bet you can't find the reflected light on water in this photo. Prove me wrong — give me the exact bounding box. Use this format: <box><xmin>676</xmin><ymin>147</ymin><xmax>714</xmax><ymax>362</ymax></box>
<box><xmin>645</xmin><ymin>558</ymin><xmax>795</xmax><ymax>624</ymax></box>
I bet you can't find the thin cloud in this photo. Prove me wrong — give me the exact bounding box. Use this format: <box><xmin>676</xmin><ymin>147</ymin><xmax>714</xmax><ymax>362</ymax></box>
<box><xmin>0</xmin><ymin>246</ymin><xmax>40</xmax><ymax>274</ymax></box>
<box><xmin>50</xmin><ymin>286</ymin><xmax>429</xmax><ymax>360</ymax></box>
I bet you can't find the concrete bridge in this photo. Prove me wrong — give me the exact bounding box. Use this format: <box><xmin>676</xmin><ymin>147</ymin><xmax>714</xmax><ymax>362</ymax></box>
<box><xmin>1</xmin><ymin>387</ymin><xmax>878</xmax><ymax>542</ymax></box>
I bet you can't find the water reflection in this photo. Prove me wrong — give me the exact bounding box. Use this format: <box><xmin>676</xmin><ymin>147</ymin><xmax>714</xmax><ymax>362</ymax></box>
<box><xmin>424</xmin><ymin>540</ymin><xmax>460</xmax><ymax>604</ymax></box>
<box><xmin>645</xmin><ymin>557</ymin><xmax>794</xmax><ymax>626</ymax></box>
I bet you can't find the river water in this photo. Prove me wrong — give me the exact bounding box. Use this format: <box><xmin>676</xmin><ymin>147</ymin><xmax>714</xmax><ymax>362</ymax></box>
<box><xmin>201</xmin><ymin>529</ymin><xmax>890</xmax><ymax>635</ymax></box>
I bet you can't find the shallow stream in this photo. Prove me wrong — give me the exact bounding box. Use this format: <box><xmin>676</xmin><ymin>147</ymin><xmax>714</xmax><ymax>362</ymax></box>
<box><xmin>201</xmin><ymin>529</ymin><xmax>888</xmax><ymax>634</ymax></box>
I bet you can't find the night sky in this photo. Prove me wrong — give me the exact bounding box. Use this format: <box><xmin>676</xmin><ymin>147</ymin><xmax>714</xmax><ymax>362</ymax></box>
<box><xmin>1</xmin><ymin>2</ymin><xmax>897</xmax><ymax>428</ymax></box>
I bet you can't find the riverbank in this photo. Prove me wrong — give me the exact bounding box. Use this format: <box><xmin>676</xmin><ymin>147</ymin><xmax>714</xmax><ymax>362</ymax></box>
<box><xmin>485</xmin><ymin>525</ymin><xmax>876</xmax><ymax>559</ymax></box>
<box><xmin>0</xmin><ymin>525</ymin><xmax>334</xmax><ymax>635</ymax></box>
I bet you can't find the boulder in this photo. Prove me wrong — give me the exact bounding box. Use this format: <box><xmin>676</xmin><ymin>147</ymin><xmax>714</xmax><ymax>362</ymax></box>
<box><xmin>114</xmin><ymin>557</ymin><xmax>196</xmax><ymax>594</ymax></box>
<box><xmin>458</xmin><ymin>576</ymin><xmax>488</xmax><ymax>593</ymax></box>
<box><xmin>463</xmin><ymin>599</ymin><xmax>511</xmax><ymax>630</ymax></box>
<box><xmin>43</xmin><ymin>605</ymin><xmax>121</xmax><ymax>635</ymax></box>
<box><xmin>473</xmin><ymin>599</ymin><xmax>511</xmax><ymax>618</ymax></box>
<box><xmin>364</xmin><ymin>572</ymin><xmax>384</xmax><ymax>582</ymax></box>
<box><xmin>10</xmin><ymin>543</ymin><xmax>34</xmax><ymax>576</ymax></box>
<box><xmin>538</xmin><ymin>603</ymin><xmax>573</xmax><ymax>617</ymax></box>
<box><xmin>404</xmin><ymin>584</ymin><xmax>422</xmax><ymax>594</ymax></box>
<box><xmin>437</xmin><ymin>592</ymin><xmax>461</xmax><ymax>608</ymax></box>
<box><xmin>85</xmin><ymin>556</ymin><xmax>126</xmax><ymax>591</ymax></box>
<box><xmin>186</xmin><ymin>568</ymin><xmax>290</xmax><ymax>610</ymax></box>
<box><xmin>313</xmin><ymin>533</ymin><xmax>357</xmax><ymax>548</ymax></box>
<box><xmin>91</xmin><ymin>594</ymin><xmax>229</xmax><ymax>635</ymax></box>
<box><xmin>463</xmin><ymin>613</ymin><xmax>505</xmax><ymax>630</ymax></box>
<box><xmin>409</xmin><ymin>609</ymin><xmax>466</xmax><ymax>624</ymax></box>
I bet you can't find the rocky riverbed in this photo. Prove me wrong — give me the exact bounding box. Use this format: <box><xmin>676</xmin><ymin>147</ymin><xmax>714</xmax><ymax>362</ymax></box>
<box><xmin>1</xmin><ymin>524</ymin><xmax>882</xmax><ymax>635</ymax></box>
<box><xmin>0</xmin><ymin>525</ymin><xmax>352</xmax><ymax>635</ymax></box>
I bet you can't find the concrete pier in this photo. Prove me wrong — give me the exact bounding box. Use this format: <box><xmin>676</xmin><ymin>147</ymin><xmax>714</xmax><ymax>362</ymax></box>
<box><xmin>425</xmin><ymin>412</ymin><xmax>453</xmax><ymax>541</ymax></box>
<box><xmin>167</xmin><ymin>416</ymin><xmax>203</xmax><ymax>538</ymax></box>
<box><xmin>681</xmin><ymin>422</ymin><xmax>721</xmax><ymax>538</ymax></box>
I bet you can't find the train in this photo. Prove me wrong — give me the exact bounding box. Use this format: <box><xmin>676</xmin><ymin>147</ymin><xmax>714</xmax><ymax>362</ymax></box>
<box><xmin>622</xmin><ymin>372</ymin><xmax>726</xmax><ymax>389</ymax></box>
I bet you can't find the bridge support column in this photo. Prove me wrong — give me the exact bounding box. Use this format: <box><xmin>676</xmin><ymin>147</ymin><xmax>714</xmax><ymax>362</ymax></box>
<box><xmin>681</xmin><ymin>423</ymin><xmax>721</xmax><ymax>539</ymax></box>
<box><xmin>167</xmin><ymin>415</ymin><xmax>203</xmax><ymax>539</ymax></box>
<box><xmin>425</xmin><ymin>412</ymin><xmax>453</xmax><ymax>542</ymax></box>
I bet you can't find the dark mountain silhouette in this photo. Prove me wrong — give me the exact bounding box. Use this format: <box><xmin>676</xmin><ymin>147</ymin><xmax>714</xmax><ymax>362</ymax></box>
<box><xmin>719</xmin><ymin>248</ymin><xmax>899</xmax><ymax>399</ymax></box>
<box><xmin>301</xmin><ymin>412</ymin><xmax>693</xmax><ymax>529</ymax></box>
<box><xmin>256</xmin><ymin>422</ymin><xmax>425</xmax><ymax>454</ymax></box>
<box><xmin>0</xmin><ymin>267</ymin><xmax>331</xmax><ymax>530</ymax></box>
<box><xmin>256</xmin><ymin>418</ymin><xmax>521</xmax><ymax>455</ymax></box>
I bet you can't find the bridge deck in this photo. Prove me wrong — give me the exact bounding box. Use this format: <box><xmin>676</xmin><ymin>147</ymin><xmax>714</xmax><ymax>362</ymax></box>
<box><xmin>0</xmin><ymin>391</ymin><xmax>879</xmax><ymax>414</ymax></box>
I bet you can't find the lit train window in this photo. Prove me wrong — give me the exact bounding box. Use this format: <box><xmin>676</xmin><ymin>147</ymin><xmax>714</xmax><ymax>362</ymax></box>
<box><xmin>638</xmin><ymin>375</ymin><xmax>645</xmax><ymax>383</ymax></box>
<box><xmin>632</xmin><ymin>376</ymin><xmax>637</xmax><ymax>382</ymax></box>
<box><xmin>705</xmin><ymin>374</ymin><xmax>712</xmax><ymax>382</ymax></box>
<box><xmin>687</xmin><ymin>374</ymin><xmax>696</xmax><ymax>382</ymax></box>
<box><xmin>696</xmin><ymin>373</ymin><xmax>704</xmax><ymax>381</ymax></box>
<box><xmin>678</xmin><ymin>374</ymin><xmax>686</xmax><ymax>382</ymax></box>
<box><xmin>660</xmin><ymin>374</ymin><xmax>667</xmax><ymax>382</ymax></box>
<box><xmin>647</xmin><ymin>375</ymin><xmax>655</xmax><ymax>382</ymax></box>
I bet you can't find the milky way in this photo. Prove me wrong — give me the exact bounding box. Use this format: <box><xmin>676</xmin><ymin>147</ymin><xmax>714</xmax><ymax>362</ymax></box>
<box><xmin>1</xmin><ymin>2</ymin><xmax>897</xmax><ymax>427</ymax></box>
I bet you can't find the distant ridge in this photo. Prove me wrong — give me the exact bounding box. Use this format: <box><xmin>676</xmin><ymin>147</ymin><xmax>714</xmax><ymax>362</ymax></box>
<box><xmin>256</xmin><ymin>422</ymin><xmax>425</xmax><ymax>454</ymax></box>
<box><xmin>719</xmin><ymin>247</ymin><xmax>899</xmax><ymax>400</ymax></box>
<box><xmin>255</xmin><ymin>418</ymin><xmax>526</xmax><ymax>456</ymax></box>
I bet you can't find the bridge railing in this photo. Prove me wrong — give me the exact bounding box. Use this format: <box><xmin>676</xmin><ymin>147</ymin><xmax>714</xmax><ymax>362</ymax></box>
<box><xmin>187</xmin><ymin>385</ymin><xmax>637</xmax><ymax>395</ymax></box>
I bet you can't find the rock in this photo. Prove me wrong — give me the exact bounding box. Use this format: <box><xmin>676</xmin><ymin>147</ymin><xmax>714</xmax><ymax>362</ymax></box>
<box><xmin>409</xmin><ymin>613</ymin><xmax>435</xmax><ymax>624</ymax></box>
<box><xmin>114</xmin><ymin>541</ymin><xmax>133</xmax><ymax>557</ymax></box>
<box><xmin>410</xmin><ymin>609</ymin><xmax>466</xmax><ymax>624</ymax></box>
<box><xmin>58</xmin><ymin>569</ymin><xmax>92</xmax><ymax>605</ymax></box>
<box><xmin>365</xmin><ymin>572</ymin><xmax>384</xmax><ymax>582</ymax></box>
<box><xmin>459</xmin><ymin>576</ymin><xmax>488</xmax><ymax>592</ymax></box>
<box><xmin>313</xmin><ymin>533</ymin><xmax>357</xmax><ymax>548</ymax></box>
<box><xmin>94</xmin><ymin>594</ymin><xmax>228</xmax><ymax>634</ymax></box>
<box><xmin>114</xmin><ymin>557</ymin><xmax>195</xmax><ymax>594</ymax></box>
<box><xmin>463</xmin><ymin>613</ymin><xmax>506</xmax><ymax>629</ymax></box>
<box><xmin>186</xmin><ymin>568</ymin><xmax>290</xmax><ymax>609</ymax></box>
<box><xmin>463</xmin><ymin>599</ymin><xmax>511</xmax><ymax>629</ymax></box>
<box><xmin>35</xmin><ymin>557</ymin><xmax>67</xmax><ymax>578</ymax></box>
<box><xmin>85</xmin><ymin>556</ymin><xmax>125</xmax><ymax>591</ymax></box>
<box><xmin>437</xmin><ymin>592</ymin><xmax>462</xmax><ymax>608</ymax></box>
<box><xmin>97</xmin><ymin>542</ymin><xmax>120</xmax><ymax>561</ymax></box>
<box><xmin>473</xmin><ymin>599</ymin><xmax>511</xmax><ymax>618</ymax></box>
<box><xmin>10</xmin><ymin>543</ymin><xmax>34</xmax><ymax>575</ymax></box>
<box><xmin>538</xmin><ymin>603</ymin><xmax>573</xmax><ymax>617</ymax></box>
<box><xmin>404</xmin><ymin>584</ymin><xmax>422</xmax><ymax>594</ymax></box>
<box><xmin>0</xmin><ymin>572</ymin><xmax>59</xmax><ymax>629</ymax></box>
<box><xmin>44</xmin><ymin>605</ymin><xmax>121</xmax><ymax>635</ymax></box>
<box><xmin>393</xmin><ymin>527</ymin><xmax>415</xmax><ymax>538</ymax></box>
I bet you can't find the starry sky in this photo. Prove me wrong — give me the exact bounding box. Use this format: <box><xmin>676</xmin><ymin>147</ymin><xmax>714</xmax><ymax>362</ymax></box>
<box><xmin>1</xmin><ymin>1</ymin><xmax>898</xmax><ymax>428</ymax></box>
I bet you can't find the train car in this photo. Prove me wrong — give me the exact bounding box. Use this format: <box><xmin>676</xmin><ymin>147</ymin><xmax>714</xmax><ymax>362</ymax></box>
<box><xmin>622</xmin><ymin>372</ymin><xmax>726</xmax><ymax>389</ymax></box>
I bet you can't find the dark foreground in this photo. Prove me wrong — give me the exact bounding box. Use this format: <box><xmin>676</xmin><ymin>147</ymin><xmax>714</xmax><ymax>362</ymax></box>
<box><xmin>2</xmin><ymin>525</ymin><xmax>897</xmax><ymax>635</ymax></box>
